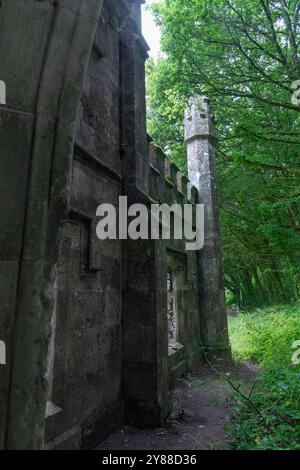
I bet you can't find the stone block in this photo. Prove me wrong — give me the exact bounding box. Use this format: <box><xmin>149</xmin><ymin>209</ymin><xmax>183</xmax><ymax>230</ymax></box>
<box><xmin>0</xmin><ymin>110</ymin><xmax>33</xmax><ymax>259</ymax></box>
<box><xmin>81</xmin><ymin>400</ymin><xmax>125</xmax><ymax>449</ymax></box>
<box><xmin>149</xmin><ymin>143</ymin><xmax>166</xmax><ymax>175</ymax></box>
<box><xmin>45</xmin><ymin>425</ymin><xmax>82</xmax><ymax>450</ymax></box>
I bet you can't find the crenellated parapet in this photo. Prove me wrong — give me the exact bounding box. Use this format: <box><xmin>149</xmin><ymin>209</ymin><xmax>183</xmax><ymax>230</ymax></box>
<box><xmin>148</xmin><ymin>142</ymin><xmax>198</xmax><ymax>206</ymax></box>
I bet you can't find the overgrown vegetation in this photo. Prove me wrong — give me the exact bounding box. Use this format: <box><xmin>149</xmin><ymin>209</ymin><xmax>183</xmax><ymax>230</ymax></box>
<box><xmin>228</xmin><ymin>304</ymin><xmax>300</xmax><ymax>450</ymax></box>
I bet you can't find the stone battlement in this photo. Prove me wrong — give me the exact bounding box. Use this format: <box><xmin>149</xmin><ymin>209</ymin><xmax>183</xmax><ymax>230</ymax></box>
<box><xmin>148</xmin><ymin>142</ymin><xmax>198</xmax><ymax>205</ymax></box>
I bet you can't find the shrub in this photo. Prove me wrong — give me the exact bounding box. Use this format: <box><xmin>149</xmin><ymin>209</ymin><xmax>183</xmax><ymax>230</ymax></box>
<box><xmin>228</xmin><ymin>304</ymin><xmax>300</xmax><ymax>450</ymax></box>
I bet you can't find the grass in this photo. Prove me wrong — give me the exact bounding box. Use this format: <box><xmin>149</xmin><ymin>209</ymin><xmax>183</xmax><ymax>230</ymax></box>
<box><xmin>229</xmin><ymin>303</ymin><xmax>300</xmax><ymax>368</ymax></box>
<box><xmin>227</xmin><ymin>303</ymin><xmax>300</xmax><ymax>450</ymax></box>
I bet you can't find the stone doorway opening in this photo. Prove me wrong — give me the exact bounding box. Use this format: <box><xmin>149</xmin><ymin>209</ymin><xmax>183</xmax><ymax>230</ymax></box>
<box><xmin>167</xmin><ymin>270</ymin><xmax>178</xmax><ymax>349</ymax></box>
<box><xmin>167</xmin><ymin>253</ymin><xmax>186</xmax><ymax>357</ymax></box>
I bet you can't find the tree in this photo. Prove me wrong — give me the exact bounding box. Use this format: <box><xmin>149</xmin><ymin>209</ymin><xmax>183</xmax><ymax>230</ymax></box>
<box><xmin>147</xmin><ymin>0</ymin><xmax>300</xmax><ymax>306</ymax></box>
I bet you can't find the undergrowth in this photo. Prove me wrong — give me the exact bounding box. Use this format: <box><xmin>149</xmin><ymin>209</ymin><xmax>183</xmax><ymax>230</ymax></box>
<box><xmin>227</xmin><ymin>304</ymin><xmax>300</xmax><ymax>450</ymax></box>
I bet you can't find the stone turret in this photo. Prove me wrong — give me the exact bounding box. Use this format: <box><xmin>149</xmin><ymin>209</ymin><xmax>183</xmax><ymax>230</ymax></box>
<box><xmin>184</xmin><ymin>96</ymin><xmax>231</xmax><ymax>361</ymax></box>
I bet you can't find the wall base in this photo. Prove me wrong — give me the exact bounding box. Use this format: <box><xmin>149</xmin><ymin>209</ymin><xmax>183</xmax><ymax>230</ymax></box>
<box><xmin>125</xmin><ymin>398</ymin><xmax>171</xmax><ymax>429</ymax></box>
<box><xmin>45</xmin><ymin>400</ymin><xmax>125</xmax><ymax>450</ymax></box>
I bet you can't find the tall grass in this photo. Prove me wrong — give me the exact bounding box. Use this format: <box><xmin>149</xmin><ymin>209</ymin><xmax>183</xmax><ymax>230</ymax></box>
<box><xmin>227</xmin><ymin>303</ymin><xmax>300</xmax><ymax>450</ymax></box>
<box><xmin>229</xmin><ymin>304</ymin><xmax>300</xmax><ymax>369</ymax></box>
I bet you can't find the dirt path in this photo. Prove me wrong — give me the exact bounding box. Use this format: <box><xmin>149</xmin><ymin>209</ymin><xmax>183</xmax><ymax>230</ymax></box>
<box><xmin>97</xmin><ymin>363</ymin><xmax>259</xmax><ymax>451</ymax></box>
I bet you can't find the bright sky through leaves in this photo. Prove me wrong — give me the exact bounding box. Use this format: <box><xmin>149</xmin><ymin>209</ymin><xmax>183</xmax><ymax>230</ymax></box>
<box><xmin>142</xmin><ymin>0</ymin><xmax>161</xmax><ymax>59</ymax></box>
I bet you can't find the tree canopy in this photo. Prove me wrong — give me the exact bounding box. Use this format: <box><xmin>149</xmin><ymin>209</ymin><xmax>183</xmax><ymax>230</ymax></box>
<box><xmin>147</xmin><ymin>0</ymin><xmax>300</xmax><ymax>307</ymax></box>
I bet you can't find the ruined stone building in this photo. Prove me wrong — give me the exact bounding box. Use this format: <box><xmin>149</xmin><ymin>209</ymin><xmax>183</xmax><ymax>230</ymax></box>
<box><xmin>0</xmin><ymin>0</ymin><xmax>230</xmax><ymax>449</ymax></box>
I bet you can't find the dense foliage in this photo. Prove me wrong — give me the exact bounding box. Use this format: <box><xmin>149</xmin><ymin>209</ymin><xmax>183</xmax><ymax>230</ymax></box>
<box><xmin>228</xmin><ymin>304</ymin><xmax>300</xmax><ymax>450</ymax></box>
<box><xmin>229</xmin><ymin>303</ymin><xmax>300</xmax><ymax>367</ymax></box>
<box><xmin>146</xmin><ymin>0</ymin><xmax>300</xmax><ymax>307</ymax></box>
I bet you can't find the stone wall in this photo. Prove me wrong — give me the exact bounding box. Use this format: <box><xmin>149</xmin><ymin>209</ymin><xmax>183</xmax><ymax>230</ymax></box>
<box><xmin>45</xmin><ymin>0</ymin><xmax>137</xmax><ymax>450</ymax></box>
<box><xmin>148</xmin><ymin>143</ymin><xmax>203</xmax><ymax>388</ymax></box>
<box><xmin>0</xmin><ymin>0</ymin><xmax>105</xmax><ymax>449</ymax></box>
<box><xmin>44</xmin><ymin>0</ymin><xmax>204</xmax><ymax>448</ymax></box>
<box><xmin>0</xmin><ymin>0</ymin><xmax>229</xmax><ymax>450</ymax></box>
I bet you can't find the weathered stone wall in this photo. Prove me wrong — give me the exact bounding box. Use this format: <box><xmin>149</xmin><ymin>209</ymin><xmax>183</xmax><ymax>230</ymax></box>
<box><xmin>148</xmin><ymin>143</ymin><xmax>203</xmax><ymax>387</ymax></box>
<box><xmin>0</xmin><ymin>0</ymin><xmax>105</xmax><ymax>449</ymax></box>
<box><xmin>0</xmin><ymin>0</ymin><xmax>228</xmax><ymax>450</ymax></box>
<box><xmin>45</xmin><ymin>0</ymin><xmax>134</xmax><ymax>450</ymax></box>
<box><xmin>45</xmin><ymin>0</ymin><xmax>204</xmax><ymax>448</ymax></box>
